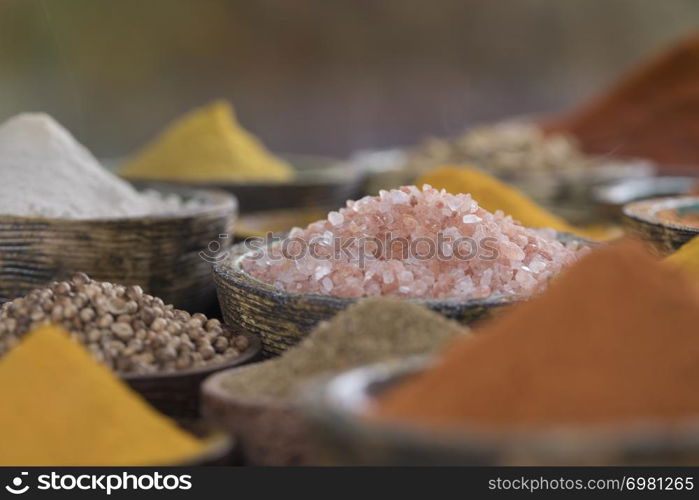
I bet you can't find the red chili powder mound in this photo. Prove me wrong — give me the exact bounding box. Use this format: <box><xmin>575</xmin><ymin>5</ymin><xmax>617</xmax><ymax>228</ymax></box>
<box><xmin>544</xmin><ymin>33</ymin><xmax>699</xmax><ymax>171</ymax></box>
<box><xmin>373</xmin><ymin>240</ymin><xmax>699</xmax><ymax>429</ymax></box>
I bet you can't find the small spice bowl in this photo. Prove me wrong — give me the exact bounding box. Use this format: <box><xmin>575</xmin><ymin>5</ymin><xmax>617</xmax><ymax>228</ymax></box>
<box><xmin>201</xmin><ymin>365</ymin><xmax>317</xmax><ymax>466</ymax></box>
<box><xmin>124</xmin><ymin>330</ymin><xmax>261</xmax><ymax>421</ymax></box>
<box><xmin>0</xmin><ymin>187</ymin><xmax>237</xmax><ymax>312</ymax></box>
<box><xmin>593</xmin><ymin>176</ymin><xmax>697</xmax><ymax>221</ymax></box>
<box><xmin>303</xmin><ymin>358</ymin><xmax>699</xmax><ymax>465</ymax></box>
<box><xmin>622</xmin><ymin>196</ymin><xmax>699</xmax><ymax>255</ymax></box>
<box><xmin>213</xmin><ymin>233</ymin><xmax>590</xmax><ymax>357</ymax></box>
<box><xmin>133</xmin><ymin>155</ymin><xmax>365</xmax><ymax>215</ymax></box>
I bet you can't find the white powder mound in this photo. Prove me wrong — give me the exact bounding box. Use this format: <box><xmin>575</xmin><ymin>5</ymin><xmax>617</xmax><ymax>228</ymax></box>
<box><xmin>0</xmin><ymin>113</ymin><xmax>192</xmax><ymax>219</ymax></box>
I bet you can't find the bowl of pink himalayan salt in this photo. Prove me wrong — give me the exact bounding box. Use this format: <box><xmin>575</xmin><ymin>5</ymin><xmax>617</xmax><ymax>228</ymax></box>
<box><xmin>213</xmin><ymin>186</ymin><xmax>590</xmax><ymax>356</ymax></box>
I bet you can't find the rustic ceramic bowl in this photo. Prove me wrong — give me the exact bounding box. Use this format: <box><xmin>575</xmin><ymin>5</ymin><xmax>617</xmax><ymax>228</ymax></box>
<box><xmin>0</xmin><ymin>187</ymin><xmax>237</xmax><ymax>312</ymax></box>
<box><xmin>123</xmin><ymin>330</ymin><xmax>261</xmax><ymax>420</ymax></box>
<box><xmin>622</xmin><ymin>196</ymin><xmax>699</xmax><ymax>255</ymax></box>
<box><xmin>201</xmin><ymin>364</ymin><xmax>317</xmax><ymax>466</ymax></box>
<box><xmin>303</xmin><ymin>358</ymin><xmax>699</xmax><ymax>465</ymax></box>
<box><xmin>129</xmin><ymin>155</ymin><xmax>365</xmax><ymax>215</ymax></box>
<box><xmin>213</xmin><ymin>233</ymin><xmax>589</xmax><ymax>357</ymax></box>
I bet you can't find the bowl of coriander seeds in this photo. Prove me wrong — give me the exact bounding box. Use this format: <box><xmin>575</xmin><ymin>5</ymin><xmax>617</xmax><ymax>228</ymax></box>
<box><xmin>0</xmin><ymin>273</ymin><xmax>261</xmax><ymax>419</ymax></box>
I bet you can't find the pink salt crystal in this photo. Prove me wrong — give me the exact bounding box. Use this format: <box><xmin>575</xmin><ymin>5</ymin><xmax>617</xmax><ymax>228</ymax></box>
<box><xmin>462</xmin><ymin>214</ymin><xmax>482</xmax><ymax>224</ymax></box>
<box><xmin>328</xmin><ymin>211</ymin><xmax>344</xmax><ymax>226</ymax></box>
<box><xmin>239</xmin><ymin>186</ymin><xmax>585</xmax><ymax>301</ymax></box>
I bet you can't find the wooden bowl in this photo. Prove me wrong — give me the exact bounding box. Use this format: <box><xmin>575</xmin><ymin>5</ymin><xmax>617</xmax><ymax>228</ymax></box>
<box><xmin>303</xmin><ymin>358</ymin><xmax>699</xmax><ymax>465</ymax></box>
<box><xmin>130</xmin><ymin>155</ymin><xmax>365</xmax><ymax>215</ymax></box>
<box><xmin>622</xmin><ymin>196</ymin><xmax>699</xmax><ymax>255</ymax></box>
<box><xmin>213</xmin><ymin>233</ymin><xmax>589</xmax><ymax>357</ymax></box>
<box><xmin>201</xmin><ymin>365</ymin><xmax>317</xmax><ymax>466</ymax></box>
<box><xmin>123</xmin><ymin>331</ymin><xmax>261</xmax><ymax>420</ymax></box>
<box><xmin>0</xmin><ymin>187</ymin><xmax>237</xmax><ymax>312</ymax></box>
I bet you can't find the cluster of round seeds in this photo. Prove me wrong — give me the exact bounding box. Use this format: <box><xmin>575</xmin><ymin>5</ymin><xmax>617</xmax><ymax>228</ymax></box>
<box><xmin>0</xmin><ymin>273</ymin><xmax>249</xmax><ymax>374</ymax></box>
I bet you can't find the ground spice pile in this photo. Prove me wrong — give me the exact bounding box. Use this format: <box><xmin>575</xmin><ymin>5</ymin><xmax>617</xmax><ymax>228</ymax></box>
<box><xmin>0</xmin><ymin>113</ymin><xmax>190</xmax><ymax>219</ymax></box>
<box><xmin>220</xmin><ymin>298</ymin><xmax>466</xmax><ymax>403</ymax></box>
<box><xmin>241</xmin><ymin>185</ymin><xmax>584</xmax><ymax>300</ymax></box>
<box><xmin>0</xmin><ymin>325</ymin><xmax>204</xmax><ymax>465</ymax></box>
<box><xmin>121</xmin><ymin>100</ymin><xmax>294</xmax><ymax>183</ymax></box>
<box><xmin>374</xmin><ymin>241</ymin><xmax>699</xmax><ymax>429</ymax></box>
<box><xmin>545</xmin><ymin>33</ymin><xmax>699</xmax><ymax>170</ymax></box>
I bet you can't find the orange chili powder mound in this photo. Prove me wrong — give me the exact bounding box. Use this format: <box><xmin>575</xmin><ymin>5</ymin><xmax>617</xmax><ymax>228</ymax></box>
<box><xmin>544</xmin><ymin>33</ymin><xmax>699</xmax><ymax>171</ymax></box>
<box><xmin>373</xmin><ymin>240</ymin><xmax>699</xmax><ymax>429</ymax></box>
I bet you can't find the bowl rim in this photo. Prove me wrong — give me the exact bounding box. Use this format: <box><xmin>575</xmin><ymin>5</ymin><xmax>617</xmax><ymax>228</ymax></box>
<box><xmin>0</xmin><ymin>187</ymin><xmax>238</xmax><ymax>224</ymax></box>
<box><xmin>121</xmin><ymin>330</ymin><xmax>261</xmax><ymax>381</ymax></box>
<box><xmin>623</xmin><ymin>196</ymin><xmax>699</xmax><ymax>232</ymax></box>
<box><xmin>303</xmin><ymin>357</ymin><xmax>699</xmax><ymax>463</ymax></box>
<box><xmin>593</xmin><ymin>176</ymin><xmax>697</xmax><ymax>206</ymax></box>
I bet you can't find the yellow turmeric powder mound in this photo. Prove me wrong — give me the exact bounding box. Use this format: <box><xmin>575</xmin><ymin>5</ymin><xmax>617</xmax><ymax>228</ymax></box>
<box><xmin>121</xmin><ymin>100</ymin><xmax>294</xmax><ymax>183</ymax></box>
<box><xmin>416</xmin><ymin>165</ymin><xmax>618</xmax><ymax>240</ymax></box>
<box><xmin>0</xmin><ymin>325</ymin><xmax>205</xmax><ymax>466</ymax></box>
<box><xmin>665</xmin><ymin>236</ymin><xmax>699</xmax><ymax>284</ymax></box>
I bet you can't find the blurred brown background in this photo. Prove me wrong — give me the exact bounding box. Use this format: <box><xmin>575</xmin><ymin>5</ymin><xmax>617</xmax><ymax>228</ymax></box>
<box><xmin>0</xmin><ymin>0</ymin><xmax>697</xmax><ymax>158</ymax></box>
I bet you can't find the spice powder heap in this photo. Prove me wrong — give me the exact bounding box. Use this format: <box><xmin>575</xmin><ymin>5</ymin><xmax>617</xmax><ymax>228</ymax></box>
<box><xmin>220</xmin><ymin>297</ymin><xmax>466</xmax><ymax>403</ymax></box>
<box><xmin>121</xmin><ymin>100</ymin><xmax>294</xmax><ymax>183</ymax></box>
<box><xmin>241</xmin><ymin>185</ymin><xmax>584</xmax><ymax>300</ymax></box>
<box><xmin>0</xmin><ymin>113</ymin><xmax>191</xmax><ymax>219</ymax></box>
<box><xmin>0</xmin><ymin>325</ymin><xmax>204</xmax><ymax>466</ymax></box>
<box><xmin>544</xmin><ymin>33</ymin><xmax>699</xmax><ymax>170</ymax></box>
<box><xmin>416</xmin><ymin>165</ymin><xmax>617</xmax><ymax>240</ymax></box>
<box><xmin>374</xmin><ymin>240</ymin><xmax>699</xmax><ymax>429</ymax></box>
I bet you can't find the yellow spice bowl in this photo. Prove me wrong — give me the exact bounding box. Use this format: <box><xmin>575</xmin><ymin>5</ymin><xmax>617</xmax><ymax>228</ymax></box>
<box><xmin>0</xmin><ymin>187</ymin><xmax>237</xmax><ymax>313</ymax></box>
<box><xmin>127</xmin><ymin>154</ymin><xmax>365</xmax><ymax>215</ymax></box>
<box><xmin>169</xmin><ymin>420</ymin><xmax>235</xmax><ymax>466</ymax></box>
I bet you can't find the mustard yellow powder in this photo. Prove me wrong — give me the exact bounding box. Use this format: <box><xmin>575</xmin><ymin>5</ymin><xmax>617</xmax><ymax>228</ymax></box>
<box><xmin>121</xmin><ymin>100</ymin><xmax>294</xmax><ymax>183</ymax></box>
<box><xmin>416</xmin><ymin>165</ymin><xmax>617</xmax><ymax>241</ymax></box>
<box><xmin>0</xmin><ymin>325</ymin><xmax>205</xmax><ymax>466</ymax></box>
